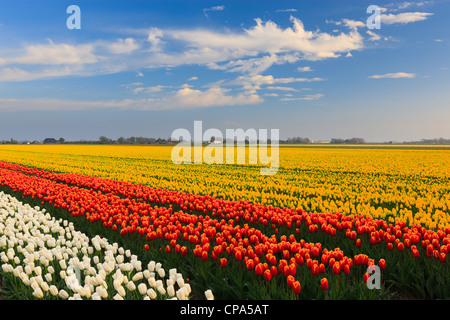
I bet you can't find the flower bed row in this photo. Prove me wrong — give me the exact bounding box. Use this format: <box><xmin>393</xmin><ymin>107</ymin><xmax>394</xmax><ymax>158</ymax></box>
<box><xmin>0</xmin><ymin>191</ymin><xmax>213</xmax><ymax>300</ymax></box>
<box><xmin>0</xmin><ymin>161</ymin><xmax>449</xmax><ymax>299</ymax></box>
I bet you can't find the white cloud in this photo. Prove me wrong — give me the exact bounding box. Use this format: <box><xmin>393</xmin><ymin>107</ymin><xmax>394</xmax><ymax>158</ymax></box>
<box><xmin>187</xmin><ymin>76</ymin><xmax>198</xmax><ymax>81</ymax></box>
<box><xmin>121</xmin><ymin>82</ymin><xmax>144</xmax><ymax>87</ymax></box>
<box><xmin>380</xmin><ymin>12</ymin><xmax>433</xmax><ymax>24</ymax></box>
<box><xmin>0</xmin><ymin>85</ymin><xmax>262</xmax><ymax>112</ymax></box>
<box><xmin>341</xmin><ymin>19</ymin><xmax>366</xmax><ymax>30</ymax></box>
<box><xmin>297</xmin><ymin>66</ymin><xmax>312</xmax><ymax>72</ymax></box>
<box><xmin>132</xmin><ymin>85</ymin><xmax>172</xmax><ymax>94</ymax></box>
<box><xmin>204</xmin><ymin>5</ymin><xmax>225</xmax><ymax>17</ymax></box>
<box><xmin>368</xmin><ymin>72</ymin><xmax>416</xmax><ymax>79</ymax></box>
<box><xmin>389</xmin><ymin>1</ymin><xmax>433</xmax><ymax>11</ymax></box>
<box><xmin>215</xmin><ymin>53</ymin><xmax>300</xmax><ymax>75</ymax></box>
<box><xmin>276</xmin><ymin>9</ymin><xmax>298</xmax><ymax>13</ymax></box>
<box><xmin>147</xmin><ymin>27</ymin><xmax>164</xmax><ymax>52</ymax></box>
<box><xmin>0</xmin><ymin>66</ymin><xmax>80</xmax><ymax>82</ymax></box>
<box><xmin>366</xmin><ymin>30</ymin><xmax>381</xmax><ymax>41</ymax></box>
<box><xmin>107</xmin><ymin>38</ymin><xmax>140</xmax><ymax>54</ymax></box>
<box><xmin>171</xmin><ymin>86</ymin><xmax>261</xmax><ymax>109</ymax></box>
<box><xmin>5</xmin><ymin>40</ymin><xmax>98</xmax><ymax>65</ymax></box>
<box><xmin>228</xmin><ymin>74</ymin><xmax>325</xmax><ymax>94</ymax></box>
<box><xmin>162</xmin><ymin>16</ymin><xmax>364</xmax><ymax>67</ymax></box>
<box><xmin>280</xmin><ymin>93</ymin><xmax>324</xmax><ymax>101</ymax></box>
<box><xmin>266</xmin><ymin>86</ymin><xmax>298</xmax><ymax>92</ymax></box>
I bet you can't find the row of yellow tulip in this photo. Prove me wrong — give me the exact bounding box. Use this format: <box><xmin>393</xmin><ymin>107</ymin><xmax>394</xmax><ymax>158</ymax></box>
<box><xmin>0</xmin><ymin>144</ymin><xmax>449</xmax><ymax>230</ymax></box>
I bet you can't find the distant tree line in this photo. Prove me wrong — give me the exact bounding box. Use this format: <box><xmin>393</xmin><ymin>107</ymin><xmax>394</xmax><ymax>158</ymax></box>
<box><xmin>404</xmin><ymin>138</ymin><xmax>450</xmax><ymax>145</ymax></box>
<box><xmin>330</xmin><ymin>137</ymin><xmax>365</xmax><ymax>144</ymax></box>
<box><xmin>282</xmin><ymin>137</ymin><xmax>311</xmax><ymax>144</ymax></box>
<box><xmin>4</xmin><ymin>136</ymin><xmax>450</xmax><ymax>145</ymax></box>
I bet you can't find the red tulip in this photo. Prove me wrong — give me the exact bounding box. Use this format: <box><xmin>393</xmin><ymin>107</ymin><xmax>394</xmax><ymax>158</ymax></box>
<box><xmin>363</xmin><ymin>273</ymin><xmax>370</xmax><ymax>283</ymax></box>
<box><xmin>264</xmin><ymin>269</ymin><xmax>272</xmax><ymax>281</ymax></box>
<box><xmin>292</xmin><ymin>281</ymin><xmax>301</xmax><ymax>294</ymax></box>
<box><xmin>246</xmin><ymin>259</ymin><xmax>255</xmax><ymax>271</ymax></box>
<box><xmin>332</xmin><ymin>262</ymin><xmax>340</xmax><ymax>275</ymax></box>
<box><xmin>255</xmin><ymin>263</ymin><xmax>264</xmax><ymax>276</ymax></box>
<box><xmin>312</xmin><ymin>263</ymin><xmax>319</xmax><ymax>276</ymax></box>
<box><xmin>320</xmin><ymin>278</ymin><xmax>329</xmax><ymax>290</ymax></box>
<box><xmin>270</xmin><ymin>266</ymin><xmax>277</xmax><ymax>278</ymax></box>
<box><xmin>220</xmin><ymin>258</ymin><xmax>227</xmax><ymax>268</ymax></box>
<box><xmin>287</xmin><ymin>275</ymin><xmax>295</xmax><ymax>288</ymax></box>
<box><xmin>202</xmin><ymin>251</ymin><xmax>208</xmax><ymax>261</ymax></box>
<box><xmin>379</xmin><ymin>259</ymin><xmax>386</xmax><ymax>270</ymax></box>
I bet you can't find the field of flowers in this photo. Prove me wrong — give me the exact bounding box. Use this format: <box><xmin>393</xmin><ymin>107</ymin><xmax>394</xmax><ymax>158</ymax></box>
<box><xmin>0</xmin><ymin>144</ymin><xmax>449</xmax><ymax>300</ymax></box>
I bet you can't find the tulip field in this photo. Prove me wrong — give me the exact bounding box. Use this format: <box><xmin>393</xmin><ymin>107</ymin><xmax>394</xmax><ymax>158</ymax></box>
<box><xmin>0</xmin><ymin>144</ymin><xmax>449</xmax><ymax>300</ymax></box>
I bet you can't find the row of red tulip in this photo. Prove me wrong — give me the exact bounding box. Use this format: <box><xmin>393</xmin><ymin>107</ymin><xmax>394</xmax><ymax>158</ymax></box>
<box><xmin>0</xmin><ymin>161</ymin><xmax>449</xmax><ymax>297</ymax></box>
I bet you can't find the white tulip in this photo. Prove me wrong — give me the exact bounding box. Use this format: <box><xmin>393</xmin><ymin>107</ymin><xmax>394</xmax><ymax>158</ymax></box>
<box><xmin>113</xmin><ymin>293</ymin><xmax>124</xmax><ymax>300</ymax></box>
<box><xmin>40</xmin><ymin>281</ymin><xmax>50</xmax><ymax>292</ymax></box>
<box><xmin>30</xmin><ymin>280</ymin><xmax>40</xmax><ymax>291</ymax></box>
<box><xmin>44</xmin><ymin>273</ymin><xmax>52</xmax><ymax>283</ymax></box>
<box><xmin>132</xmin><ymin>272</ymin><xmax>143</xmax><ymax>282</ymax></box>
<box><xmin>148</xmin><ymin>277</ymin><xmax>156</xmax><ymax>288</ymax></box>
<box><xmin>143</xmin><ymin>270</ymin><xmax>151</xmax><ymax>279</ymax></box>
<box><xmin>148</xmin><ymin>261</ymin><xmax>156</xmax><ymax>272</ymax></box>
<box><xmin>59</xmin><ymin>260</ymin><xmax>67</xmax><ymax>270</ymax></box>
<box><xmin>127</xmin><ymin>281</ymin><xmax>136</xmax><ymax>292</ymax></box>
<box><xmin>116</xmin><ymin>255</ymin><xmax>124</xmax><ymax>264</ymax></box>
<box><xmin>91</xmin><ymin>293</ymin><xmax>101</xmax><ymax>300</ymax></box>
<box><xmin>157</xmin><ymin>268</ymin><xmax>165</xmax><ymax>278</ymax></box>
<box><xmin>117</xmin><ymin>285</ymin><xmax>126</xmax><ymax>297</ymax></box>
<box><xmin>176</xmin><ymin>277</ymin><xmax>185</xmax><ymax>288</ymax></box>
<box><xmin>35</xmin><ymin>275</ymin><xmax>43</xmax><ymax>284</ymax></box>
<box><xmin>155</xmin><ymin>262</ymin><xmax>162</xmax><ymax>271</ymax></box>
<box><xmin>32</xmin><ymin>287</ymin><xmax>44</xmax><ymax>299</ymax></box>
<box><xmin>1</xmin><ymin>264</ymin><xmax>13</xmax><ymax>273</ymax></box>
<box><xmin>113</xmin><ymin>279</ymin><xmax>122</xmax><ymax>291</ymax></box>
<box><xmin>138</xmin><ymin>283</ymin><xmax>147</xmax><ymax>295</ymax></box>
<box><xmin>49</xmin><ymin>285</ymin><xmax>59</xmax><ymax>297</ymax></box>
<box><xmin>80</xmin><ymin>286</ymin><xmax>90</xmax><ymax>297</ymax></box>
<box><xmin>176</xmin><ymin>289</ymin><xmax>186</xmax><ymax>300</ymax></box>
<box><xmin>34</xmin><ymin>266</ymin><xmax>42</xmax><ymax>276</ymax></box>
<box><xmin>157</xmin><ymin>285</ymin><xmax>166</xmax><ymax>295</ymax></box>
<box><xmin>147</xmin><ymin>288</ymin><xmax>157</xmax><ymax>299</ymax></box>
<box><xmin>74</xmin><ymin>286</ymin><xmax>86</xmax><ymax>296</ymax></box>
<box><xmin>125</xmin><ymin>249</ymin><xmax>131</xmax><ymax>258</ymax></box>
<box><xmin>99</xmin><ymin>286</ymin><xmax>109</xmax><ymax>299</ymax></box>
<box><xmin>169</xmin><ymin>268</ymin><xmax>177</xmax><ymax>277</ymax></box>
<box><xmin>47</xmin><ymin>266</ymin><xmax>55</xmax><ymax>274</ymax></box>
<box><xmin>167</xmin><ymin>285</ymin><xmax>175</xmax><ymax>297</ymax></box>
<box><xmin>205</xmin><ymin>289</ymin><xmax>214</xmax><ymax>300</ymax></box>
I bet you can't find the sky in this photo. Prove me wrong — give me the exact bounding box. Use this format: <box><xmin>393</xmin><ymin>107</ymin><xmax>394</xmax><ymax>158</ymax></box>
<box><xmin>0</xmin><ymin>0</ymin><xmax>449</xmax><ymax>142</ymax></box>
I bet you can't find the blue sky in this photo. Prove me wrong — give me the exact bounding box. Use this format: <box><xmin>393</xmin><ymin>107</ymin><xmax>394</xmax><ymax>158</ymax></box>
<box><xmin>0</xmin><ymin>0</ymin><xmax>449</xmax><ymax>142</ymax></box>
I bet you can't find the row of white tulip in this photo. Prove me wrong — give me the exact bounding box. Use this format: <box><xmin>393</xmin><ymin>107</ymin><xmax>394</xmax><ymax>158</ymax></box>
<box><xmin>0</xmin><ymin>191</ymin><xmax>214</xmax><ymax>300</ymax></box>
